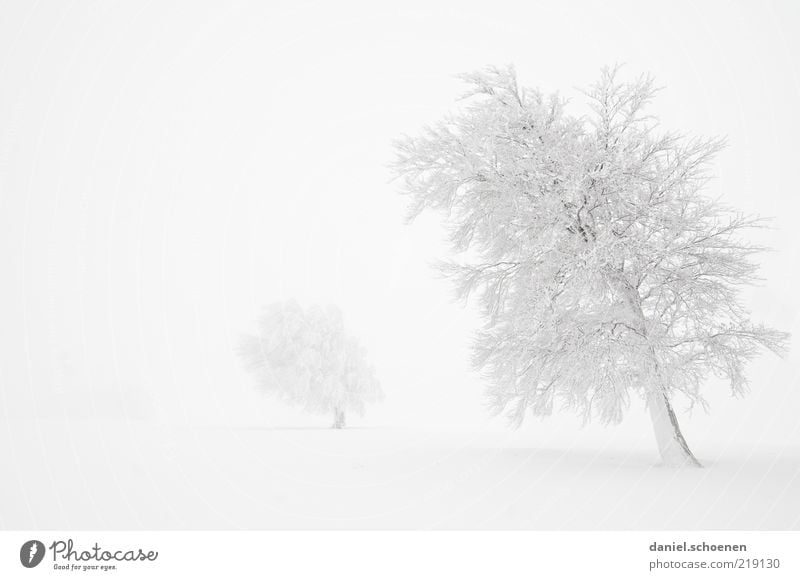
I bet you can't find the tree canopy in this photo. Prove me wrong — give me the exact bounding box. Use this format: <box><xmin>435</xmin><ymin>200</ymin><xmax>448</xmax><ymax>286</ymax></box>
<box><xmin>393</xmin><ymin>66</ymin><xmax>788</xmax><ymax>431</ymax></box>
<box><xmin>238</xmin><ymin>301</ymin><xmax>383</xmax><ymax>425</ymax></box>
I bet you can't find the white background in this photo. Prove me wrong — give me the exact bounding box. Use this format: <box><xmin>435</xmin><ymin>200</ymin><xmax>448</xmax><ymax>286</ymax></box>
<box><xmin>0</xmin><ymin>0</ymin><xmax>798</xmax><ymax>530</ymax></box>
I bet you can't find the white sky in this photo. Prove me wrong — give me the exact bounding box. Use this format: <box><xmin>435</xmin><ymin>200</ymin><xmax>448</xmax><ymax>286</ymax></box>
<box><xmin>1</xmin><ymin>0</ymin><xmax>799</xmax><ymax>451</ymax></box>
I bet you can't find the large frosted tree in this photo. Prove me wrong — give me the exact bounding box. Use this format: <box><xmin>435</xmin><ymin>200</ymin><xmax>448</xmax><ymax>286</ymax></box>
<box><xmin>392</xmin><ymin>66</ymin><xmax>788</xmax><ymax>466</ymax></box>
<box><xmin>238</xmin><ymin>301</ymin><xmax>383</xmax><ymax>428</ymax></box>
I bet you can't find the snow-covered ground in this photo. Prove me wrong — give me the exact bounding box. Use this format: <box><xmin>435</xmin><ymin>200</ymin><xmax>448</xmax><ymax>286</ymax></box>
<box><xmin>2</xmin><ymin>419</ymin><xmax>797</xmax><ymax>530</ymax></box>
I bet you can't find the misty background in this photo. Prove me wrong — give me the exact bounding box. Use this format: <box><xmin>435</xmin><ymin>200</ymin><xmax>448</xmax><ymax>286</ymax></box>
<box><xmin>0</xmin><ymin>0</ymin><xmax>799</xmax><ymax>528</ymax></box>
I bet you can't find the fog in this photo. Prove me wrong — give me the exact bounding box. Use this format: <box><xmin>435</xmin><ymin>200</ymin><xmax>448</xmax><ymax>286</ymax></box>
<box><xmin>1</xmin><ymin>0</ymin><xmax>798</xmax><ymax>529</ymax></box>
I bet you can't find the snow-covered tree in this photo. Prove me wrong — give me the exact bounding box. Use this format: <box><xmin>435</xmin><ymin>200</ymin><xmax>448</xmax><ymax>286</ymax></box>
<box><xmin>392</xmin><ymin>66</ymin><xmax>788</xmax><ymax>466</ymax></box>
<box><xmin>238</xmin><ymin>301</ymin><xmax>383</xmax><ymax>428</ymax></box>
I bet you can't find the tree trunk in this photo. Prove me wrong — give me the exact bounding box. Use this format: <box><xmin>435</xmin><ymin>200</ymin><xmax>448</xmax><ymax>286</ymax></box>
<box><xmin>611</xmin><ymin>273</ymin><xmax>702</xmax><ymax>467</ymax></box>
<box><xmin>646</xmin><ymin>390</ymin><xmax>701</xmax><ymax>467</ymax></box>
<box><xmin>332</xmin><ymin>407</ymin><xmax>346</xmax><ymax>429</ymax></box>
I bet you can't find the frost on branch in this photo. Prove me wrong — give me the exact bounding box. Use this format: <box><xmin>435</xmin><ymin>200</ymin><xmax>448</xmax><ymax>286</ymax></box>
<box><xmin>392</xmin><ymin>66</ymin><xmax>788</xmax><ymax>463</ymax></box>
<box><xmin>238</xmin><ymin>301</ymin><xmax>383</xmax><ymax>428</ymax></box>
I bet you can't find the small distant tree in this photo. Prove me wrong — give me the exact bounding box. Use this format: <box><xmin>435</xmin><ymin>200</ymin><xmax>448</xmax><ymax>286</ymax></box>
<box><xmin>238</xmin><ymin>301</ymin><xmax>383</xmax><ymax>428</ymax></box>
<box><xmin>392</xmin><ymin>66</ymin><xmax>788</xmax><ymax>466</ymax></box>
